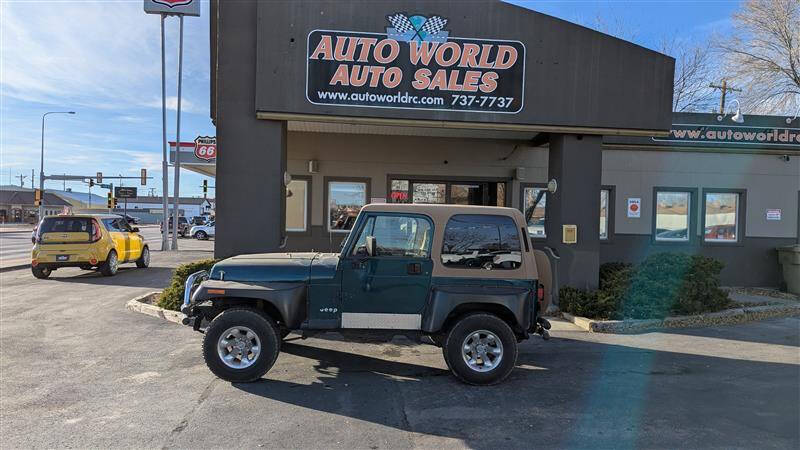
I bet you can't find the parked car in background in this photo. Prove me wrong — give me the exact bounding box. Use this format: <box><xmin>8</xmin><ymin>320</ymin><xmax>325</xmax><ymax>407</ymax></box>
<box><xmin>31</xmin><ymin>214</ymin><xmax>150</xmax><ymax>278</ymax></box>
<box><xmin>182</xmin><ymin>204</ymin><xmax>554</xmax><ymax>385</ymax></box>
<box><xmin>190</xmin><ymin>221</ymin><xmax>215</xmax><ymax>240</ymax></box>
<box><xmin>123</xmin><ymin>214</ymin><xmax>140</xmax><ymax>225</ymax></box>
<box><xmin>160</xmin><ymin>216</ymin><xmax>190</xmax><ymax>237</ymax></box>
<box><xmin>190</xmin><ymin>216</ymin><xmax>208</xmax><ymax>225</ymax></box>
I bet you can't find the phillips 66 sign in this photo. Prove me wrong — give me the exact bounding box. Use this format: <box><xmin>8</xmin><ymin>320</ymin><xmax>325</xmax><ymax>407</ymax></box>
<box><xmin>143</xmin><ymin>0</ymin><xmax>200</xmax><ymax>16</ymax></box>
<box><xmin>194</xmin><ymin>136</ymin><xmax>217</xmax><ymax>161</ymax></box>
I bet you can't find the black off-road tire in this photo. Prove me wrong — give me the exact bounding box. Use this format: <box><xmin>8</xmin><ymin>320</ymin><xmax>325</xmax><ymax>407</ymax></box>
<box><xmin>203</xmin><ymin>308</ymin><xmax>281</xmax><ymax>383</ymax></box>
<box><xmin>444</xmin><ymin>313</ymin><xmax>518</xmax><ymax>385</ymax></box>
<box><xmin>135</xmin><ymin>246</ymin><xmax>150</xmax><ymax>268</ymax></box>
<box><xmin>100</xmin><ymin>250</ymin><xmax>118</xmax><ymax>277</ymax></box>
<box><xmin>31</xmin><ymin>266</ymin><xmax>51</xmax><ymax>279</ymax></box>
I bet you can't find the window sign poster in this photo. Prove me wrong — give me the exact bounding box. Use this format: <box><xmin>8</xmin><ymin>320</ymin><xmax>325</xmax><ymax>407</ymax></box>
<box><xmin>627</xmin><ymin>198</ymin><xmax>641</xmax><ymax>218</ymax></box>
<box><xmin>766</xmin><ymin>209</ymin><xmax>782</xmax><ymax>221</ymax></box>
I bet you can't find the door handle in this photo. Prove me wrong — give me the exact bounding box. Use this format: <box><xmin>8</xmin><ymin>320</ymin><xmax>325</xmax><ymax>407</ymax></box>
<box><xmin>407</xmin><ymin>262</ymin><xmax>422</xmax><ymax>275</ymax></box>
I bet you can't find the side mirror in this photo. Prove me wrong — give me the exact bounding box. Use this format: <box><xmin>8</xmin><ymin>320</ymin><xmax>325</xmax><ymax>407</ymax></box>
<box><xmin>366</xmin><ymin>236</ymin><xmax>376</xmax><ymax>257</ymax></box>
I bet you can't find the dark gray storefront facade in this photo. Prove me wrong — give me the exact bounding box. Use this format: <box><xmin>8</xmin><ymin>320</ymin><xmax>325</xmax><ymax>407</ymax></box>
<box><xmin>209</xmin><ymin>0</ymin><xmax>799</xmax><ymax>289</ymax></box>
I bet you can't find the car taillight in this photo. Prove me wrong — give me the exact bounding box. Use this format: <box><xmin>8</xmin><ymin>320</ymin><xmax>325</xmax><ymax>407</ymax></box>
<box><xmin>91</xmin><ymin>219</ymin><xmax>102</xmax><ymax>242</ymax></box>
<box><xmin>537</xmin><ymin>285</ymin><xmax>545</xmax><ymax>307</ymax></box>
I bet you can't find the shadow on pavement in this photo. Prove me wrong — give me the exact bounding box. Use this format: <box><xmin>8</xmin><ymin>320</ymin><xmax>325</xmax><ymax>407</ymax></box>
<box><xmin>42</xmin><ymin>265</ymin><xmax>175</xmax><ymax>289</ymax></box>
<box><xmin>232</xmin><ymin>337</ymin><xmax>799</xmax><ymax>449</ymax></box>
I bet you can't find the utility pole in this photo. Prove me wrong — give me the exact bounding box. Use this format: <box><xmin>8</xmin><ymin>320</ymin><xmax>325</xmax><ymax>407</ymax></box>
<box><xmin>15</xmin><ymin>173</ymin><xmax>27</xmax><ymax>187</ymax></box>
<box><xmin>31</xmin><ymin>169</ymin><xmax>34</xmax><ymax>189</ymax></box>
<box><xmin>709</xmin><ymin>79</ymin><xmax>742</xmax><ymax>114</ymax></box>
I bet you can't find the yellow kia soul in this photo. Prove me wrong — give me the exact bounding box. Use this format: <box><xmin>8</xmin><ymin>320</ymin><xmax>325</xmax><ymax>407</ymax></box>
<box><xmin>31</xmin><ymin>214</ymin><xmax>150</xmax><ymax>279</ymax></box>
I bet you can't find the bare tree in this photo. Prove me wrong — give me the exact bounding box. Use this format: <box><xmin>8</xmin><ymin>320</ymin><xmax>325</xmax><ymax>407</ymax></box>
<box><xmin>580</xmin><ymin>14</ymin><xmax>718</xmax><ymax>112</ymax></box>
<box><xmin>660</xmin><ymin>38</ymin><xmax>718</xmax><ymax>112</ymax></box>
<box><xmin>715</xmin><ymin>0</ymin><xmax>800</xmax><ymax>114</ymax></box>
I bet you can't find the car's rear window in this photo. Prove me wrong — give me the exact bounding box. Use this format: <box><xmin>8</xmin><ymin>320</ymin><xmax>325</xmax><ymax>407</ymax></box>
<box><xmin>441</xmin><ymin>214</ymin><xmax>522</xmax><ymax>270</ymax></box>
<box><xmin>39</xmin><ymin>217</ymin><xmax>92</xmax><ymax>234</ymax></box>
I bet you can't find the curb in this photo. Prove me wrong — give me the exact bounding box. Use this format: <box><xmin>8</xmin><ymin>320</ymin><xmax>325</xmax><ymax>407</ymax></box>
<box><xmin>562</xmin><ymin>303</ymin><xmax>800</xmax><ymax>334</ymax></box>
<box><xmin>125</xmin><ymin>291</ymin><xmax>185</xmax><ymax>325</ymax></box>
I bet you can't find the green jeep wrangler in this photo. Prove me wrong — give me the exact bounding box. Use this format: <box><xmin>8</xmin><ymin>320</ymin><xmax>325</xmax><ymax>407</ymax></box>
<box><xmin>182</xmin><ymin>204</ymin><xmax>553</xmax><ymax>385</ymax></box>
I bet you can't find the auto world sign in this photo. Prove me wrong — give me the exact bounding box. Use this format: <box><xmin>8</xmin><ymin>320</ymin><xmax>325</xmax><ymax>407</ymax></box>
<box><xmin>307</xmin><ymin>13</ymin><xmax>525</xmax><ymax>114</ymax></box>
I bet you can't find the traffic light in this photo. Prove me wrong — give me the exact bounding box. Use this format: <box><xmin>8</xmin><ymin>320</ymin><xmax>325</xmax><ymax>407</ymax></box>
<box><xmin>113</xmin><ymin>198</ymin><xmax>119</xmax><ymax>207</ymax></box>
<box><xmin>140</xmin><ymin>168</ymin><xmax>147</xmax><ymax>186</ymax></box>
<box><xmin>107</xmin><ymin>192</ymin><xmax>113</xmax><ymax>209</ymax></box>
<box><xmin>96</xmin><ymin>172</ymin><xmax>103</xmax><ymax>184</ymax></box>
<box><xmin>203</xmin><ymin>179</ymin><xmax>208</xmax><ymax>196</ymax></box>
<box><xmin>89</xmin><ymin>179</ymin><xmax>94</xmax><ymax>188</ymax></box>
<box><xmin>34</xmin><ymin>189</ymin><xmax>42</xmax><ymax>206</ymax></box>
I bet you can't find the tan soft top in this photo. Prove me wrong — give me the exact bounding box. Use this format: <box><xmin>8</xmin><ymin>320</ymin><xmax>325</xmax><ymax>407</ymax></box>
<box><xmin>360</xmin><ymin>203</ymin><xmax>538</xmax><ymax>280</ymax></box>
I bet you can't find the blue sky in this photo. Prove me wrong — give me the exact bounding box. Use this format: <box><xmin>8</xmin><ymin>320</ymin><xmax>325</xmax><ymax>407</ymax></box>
<box><xmin>1</xmin><ymin>0</ymin><xmax>740</xmax><ymax>197</ymax></box>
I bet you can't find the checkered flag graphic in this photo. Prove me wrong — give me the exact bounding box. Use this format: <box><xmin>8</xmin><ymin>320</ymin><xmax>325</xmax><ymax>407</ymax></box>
<box><xmin>387</xmin><ymin>13</ymin><xmax>414</xmax><ymax>33</ymax></box>
<box><xmin>420</xmin><ymin>16</ymin><xmax>448</xmax><ymax>34</ymax></box>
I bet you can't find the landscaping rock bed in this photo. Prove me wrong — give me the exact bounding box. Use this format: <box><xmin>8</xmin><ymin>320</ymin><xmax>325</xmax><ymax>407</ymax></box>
<box><xmin>562</xmin><ymin>302</ymin><xmax>800</xmax><ymax>334</ymax></box>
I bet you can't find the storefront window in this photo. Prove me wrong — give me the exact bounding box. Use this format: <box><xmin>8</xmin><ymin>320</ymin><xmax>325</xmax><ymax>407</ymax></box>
<box><xmin>327</xmin><ymin>180</ymin><xmax>367</xmax><ymax>232</ymax></box>
<box><xmin>704</xmin><ymin>192</ymin><xmax>739</xmax><ymax>242</ymax></box>
<box><xmin>451</xmin><ymin>184</ymin><xmax>482</xmax><ymax>205</ymax></box>
<box><xmin>412</xmin><ymin>183</ymin><xmax>446</xmax><ymax>204</ymax></box>
<box><xmin>390</xmin><ymin>180</ymin><xmax>410</xmax><ymax>203</ymax></box>
<box><xmin>655</xmin><ymin>191</ymin><xmax>690</xmax><ymax>242</ymax></box>
<box><xmin>286</xmin><ymin>179</ymin><xmax>308</xmax><ymax>232</ymax></box>
<box><xmin>523</xmin><ymin>187</ymin><xmax>546</xmax><ymax>238</ymax></box>
<box><xmin>600</xmin><ymin>189</ymin><xmax>609</xmax><ymax>240</ymax></box>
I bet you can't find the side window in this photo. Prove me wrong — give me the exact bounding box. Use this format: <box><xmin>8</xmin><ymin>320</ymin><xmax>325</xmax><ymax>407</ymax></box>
<box><xmin>351</xmin><ymin>216</ymin><xmax>375</xmax><ymax>255</ymax></box>
<box><xmin>117</xmin><ymin>219</ymin><xmax>133</xmax><ymax>232</ymax></box>
<box><xmin>102</xmin><ymin>219</ymin><xmax>119</xmax><ymax>231</ymax></box>
<box><xmin>441</xmin><ymin>214</ymin><xmax>522</xmax><ymax>270</ymax></box>
<box><xmin>352</xmin><ymin>215</ymin><xmax>432</xmax><ymax>258</ymax></box>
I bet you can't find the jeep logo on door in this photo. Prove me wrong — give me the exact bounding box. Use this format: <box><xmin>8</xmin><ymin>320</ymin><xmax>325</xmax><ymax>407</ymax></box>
<box><xmin>306</xmin><ymin>13</ymin><xmax>525</xmax><ymax>114</ymax></box>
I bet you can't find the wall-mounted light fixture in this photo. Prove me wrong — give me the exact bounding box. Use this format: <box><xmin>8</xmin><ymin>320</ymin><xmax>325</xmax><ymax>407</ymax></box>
<box><xmin>308</xmin><ymin>159</ymin><xmax>319</xmax><ymax>173</ymax></box>
<box><xmin>716</xmin><ymin>99</ymin><xmax>744</xmax><ymax>123</ymax></box>
<box><xmin>787</xmin><ymin>107</ymin><xmax>799</xmax><ymax>125</ymax></box>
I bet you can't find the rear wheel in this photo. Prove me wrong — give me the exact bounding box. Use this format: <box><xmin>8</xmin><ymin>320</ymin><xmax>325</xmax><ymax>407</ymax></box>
<box><xmin>195</xmin><ymin>230</ymin><xmax>207</xmax><ymax>240</ymax></box>
<box><xmin>100</xmin><ymin>250</ymin><xmax>118</xmax><ymax>277</ymax></box>
<box><xmin>444</xmin><ymin>313</ymin><xmax>518</xmax><ymax>385</ymax></box>
<box><xmin>31</xmin><ymin>266</ymin><xmax>51</xmax><ymax>279</ymax></box>
<box><xmin>136</xmin><ymin>246</ymin><xmax>150</xmax><ymax>268</ymax></box>
<box><xmin>203</xmin><ymin>308</ymin><xmax>280</xmax><ymax>383</ymax></box>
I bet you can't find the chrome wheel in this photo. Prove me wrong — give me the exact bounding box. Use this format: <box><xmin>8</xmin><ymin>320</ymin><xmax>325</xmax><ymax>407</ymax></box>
<box><xmin>217</xmin><ymin>326</ymin><xmax>261</xmax><ymax>369</ymax></box>
<box><xmin>462</xmin><ymin>330</ymin><xmax>503</xmax><ymax>372</ymax></box>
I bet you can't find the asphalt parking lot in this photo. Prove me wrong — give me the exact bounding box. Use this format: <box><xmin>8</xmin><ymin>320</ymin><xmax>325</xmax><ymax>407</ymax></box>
<box><xmin>1</xmin><ymin>250</ymin><xmax>798</xmax><ymax>449</ymax></box>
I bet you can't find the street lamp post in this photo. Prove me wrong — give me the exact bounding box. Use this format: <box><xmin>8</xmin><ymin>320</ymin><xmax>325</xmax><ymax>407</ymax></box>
<box><xmin>39</xmin><ymin>111</ymin><xmax>75</xmax><ymax>219</ymax></box>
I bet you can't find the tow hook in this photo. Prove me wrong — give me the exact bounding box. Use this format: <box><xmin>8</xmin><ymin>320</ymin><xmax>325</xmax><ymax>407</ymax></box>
<box><xmin>535</xmin><ymin>317</ymin><xmax>551</xmax><ymax>340</ymax></box>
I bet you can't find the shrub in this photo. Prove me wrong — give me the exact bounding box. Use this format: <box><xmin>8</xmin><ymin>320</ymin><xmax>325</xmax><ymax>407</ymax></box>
<box><xmin>624</xmin><ymin>253</ymin><xmax>731</xmax><ymax>319</ymax></box>
<box><xmin>560</xmin><ymin>254</ymin><xmax>731</xmax><ymax>320</ymax></box>
<box><xmin>157</xmin><ymin>259</ymin><xmax>218</xmax><ymax>311</ymax></box>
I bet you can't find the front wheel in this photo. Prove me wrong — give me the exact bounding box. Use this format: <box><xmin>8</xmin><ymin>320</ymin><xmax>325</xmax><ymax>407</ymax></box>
<box><xmin>203</xmin><ymin>308</ymin><xmax>280</xmax><ymax>383</ymax></box>
<box><xmin>444</xmin><ymin>313</ymin><xmax>518</xmax><ymax>385</ymax></box>
<box><xmin>136</xmin><ymin>246</ymin><xmax>150</xmax><ymax>268</ymax></box>
<box><xmin>195</xmin><ymin>230</ymin><xmax>207</xmax><ymax>240</ymax></box>
<box><xmin>31</xmin><ymin>266</ymin><xmax>51</xmax><ymax>279</ymax></box>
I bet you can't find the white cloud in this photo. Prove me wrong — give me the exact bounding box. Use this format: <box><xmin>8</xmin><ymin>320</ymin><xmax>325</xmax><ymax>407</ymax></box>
<box><xmin>0</xmin><ymin>1</ymin><xmax>208</xmax><ymax>112</ymax></box>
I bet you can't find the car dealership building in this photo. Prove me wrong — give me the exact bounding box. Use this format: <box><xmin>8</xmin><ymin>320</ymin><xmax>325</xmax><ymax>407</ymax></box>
<box><xmin>205</xmin><ymin>0</ymin><xmax>800</xmax><ymax>290</ymax></box>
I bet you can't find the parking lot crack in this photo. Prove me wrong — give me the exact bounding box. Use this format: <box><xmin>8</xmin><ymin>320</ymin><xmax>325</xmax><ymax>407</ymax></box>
<box><xmin>161</xmin><ymin>378</ymin><xmax>217</xmax><ymax>449</ymax></box>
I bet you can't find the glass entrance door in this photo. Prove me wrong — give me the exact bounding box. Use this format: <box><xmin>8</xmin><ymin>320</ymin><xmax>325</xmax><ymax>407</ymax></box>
<box><xmin>389</xmin><ymin>178</ymin><xmax>507</xmax><ymax>206</ymax></box>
